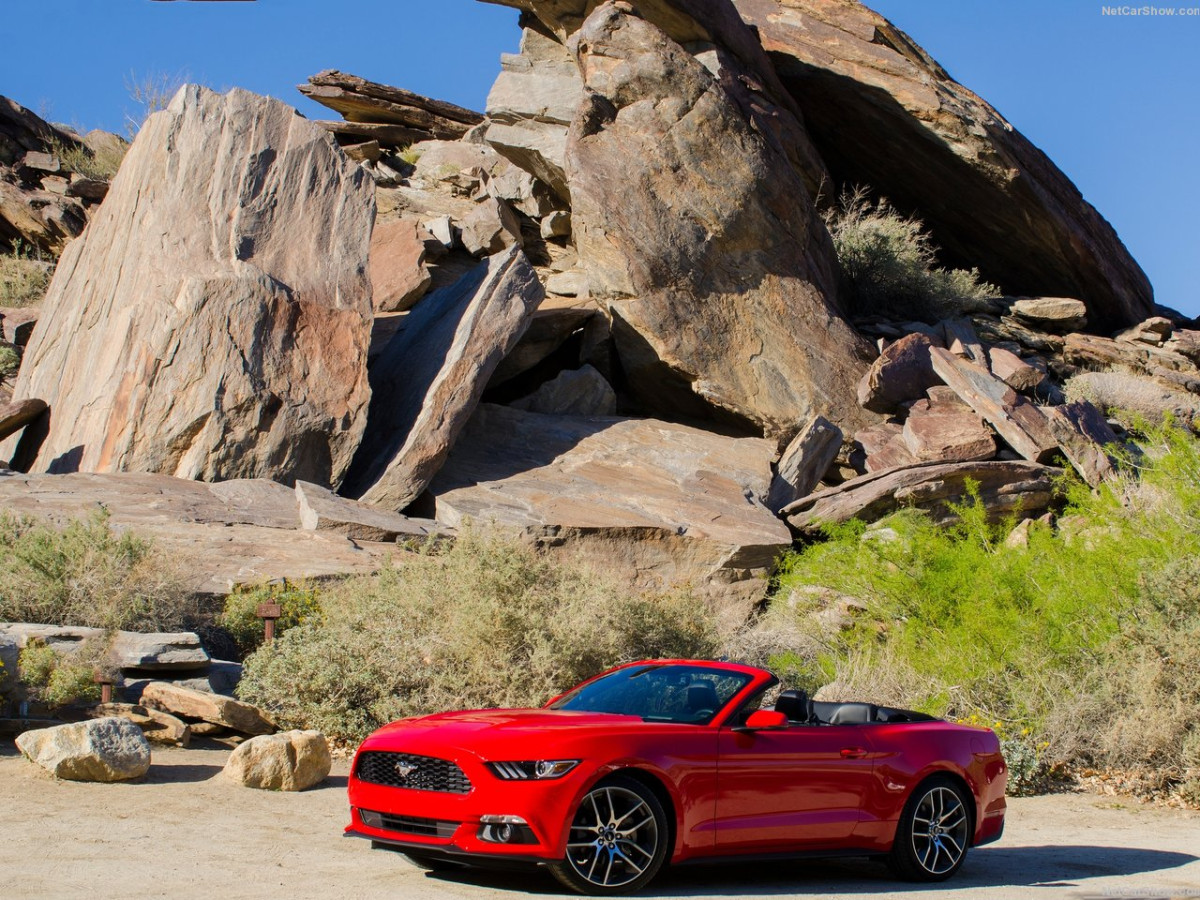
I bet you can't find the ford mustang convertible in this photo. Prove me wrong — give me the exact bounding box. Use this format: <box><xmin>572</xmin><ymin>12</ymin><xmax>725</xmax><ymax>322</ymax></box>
<box><xmin>345</xmin><ymin>659</ymin><xmax>1007</xmax><ymax>895</ymax></box>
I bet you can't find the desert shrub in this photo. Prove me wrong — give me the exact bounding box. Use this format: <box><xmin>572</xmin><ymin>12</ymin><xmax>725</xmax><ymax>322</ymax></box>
<box><xmin>824</xmin><ymin>187</ymin><xmax>999</xmax><ymax>321</ymax></box>
<box><xmin>0</xmin><ymin>511</ymin><xmax>193</xmax><ymax>631</ymax></box>
<box><xmin>0</xmin><ymin>242</ymin><xmax>54</xmax><ymax>308</ymax></box>
<box><xmin>769</xmin><ymin>423</ymin><xmax>1200</xmax><ymax>801</ymax></box>
<box><xmin>49</xmin><ymin>136</ymin><xmax>126</xmax><ymax>182</ymax></box>
<box><xmin>124</xmin><ymin>70</ymin><xmax>187</xmax><ymax>136</ymax></box>
<box><xmin>238</xmin><ymin>530</ymin><xmax>718</xmax><ymax>741</ymax></box>
<box><xmin>220</xmin><ymin>580</ymin><xmax>322</xmax><ymax>656</ymax></box>
<box><xmin>0</xmin><ymin>344</ymin><xmax>19</xmax><ymax>379</ymax></box>
<box><xmin>18</xmin><ymin>639</ymin><xmax>102</xmax><ymax>709</ymax></box>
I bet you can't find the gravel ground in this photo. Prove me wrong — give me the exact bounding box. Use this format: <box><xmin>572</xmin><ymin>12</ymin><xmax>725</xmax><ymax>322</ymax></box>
<box><xmin>2</xmin><ymin>741</ymin><xmax>1198</xmax><ymax>900</ymax></box>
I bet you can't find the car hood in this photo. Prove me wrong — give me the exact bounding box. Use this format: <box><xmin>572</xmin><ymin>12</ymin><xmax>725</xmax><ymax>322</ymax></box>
<box><xmin>359</xmin><ymin>708</ymin><xmax>653</xmax><ymax>759</ymax></box>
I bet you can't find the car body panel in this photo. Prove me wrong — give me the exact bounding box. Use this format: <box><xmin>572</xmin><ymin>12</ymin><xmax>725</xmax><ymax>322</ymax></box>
<box><xmin>344</xmin><ymin>659</ymin><xmax>1007</xmax><ymax>869</ymax></box>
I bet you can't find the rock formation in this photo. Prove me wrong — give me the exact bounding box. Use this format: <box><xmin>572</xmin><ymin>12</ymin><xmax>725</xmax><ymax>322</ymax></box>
<box><xmin>430</xmin><ymin>403</ymin><xmax>791</xmax><ymax>613</ymax></box>
<box><xmin>731</xmin><ymin>0</ymin><xmax>1154</xmax><ymax>331</ymax></box>
<box><xmin>562</xmin><ymin>2</ymin><xmax>872</xmax><ymax>433</ymax></box>
<box><xmin>0</xmin><ymin>86</ymin><xmax>375</xmax><ymax>488</ymax></box>
<box><xmin>348</xmin><ymin>246</ymin><xmax>543</xmax><ymax>509</ymax></box>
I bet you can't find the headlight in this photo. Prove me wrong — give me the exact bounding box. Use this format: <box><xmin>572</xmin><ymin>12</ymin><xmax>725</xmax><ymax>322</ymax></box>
<box><xmin>486</xmin><ymin>759</ymin><xmax>580</xmax><ymax>780</ymax></box>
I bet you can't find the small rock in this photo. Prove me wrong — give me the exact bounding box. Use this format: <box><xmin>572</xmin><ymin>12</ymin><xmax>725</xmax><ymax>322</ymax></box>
<box><xmin>540</xmin><ymin>210</ymin><xmax>571</xmax><ymax>240</ymax></box>
<box><xmin>510</xmin><ymin>365</ymin><xmax>616</xmax><ymax>417</ymax></box>
<box><xmin>767</xmin><ymin>416</ymin><xmax>843</xmax><ymax>513</ymax></box>
<box><xmin>545</xmin><ymin>270</ymin><xmax>587</xmax><ymax>298</ymax></box>
<box><xmin>22</xmin><ymin>151</ymin><xmax>61</xmax><ymax>174</ymax></box>
<box><xmin>857</xmin><ymin>333</ymin><xmax>943</xmax><ymax>414</ymax></box>
<box><xmin>459</xmin><ymin>196</ymin><xmax>522</xmax><ymax>257</ymax></box>
<box><xmin>1117</xmin><ymin>316</ymin><xmax>1173</xmax><ymax>346</ymax></box>
<box><xmin>16</xmin><ymin>717</ymin><xmax>151</xmax><ymax>782</ymax></box>
<box><xmin>223</xmin><ymin>730</ymin><xmax>332</xmax><ymax>791</ymax></box>
<box><xmin>65</xmin><ymin>175</ymin><xmax>109</xmax><ymax>202</ymax></box>
<box><xmin>370</xmin><ymin>218</ymin><xmax>432</xmax><ymax>313</ymax></box>
<box><xmin>1009</xmin><ymin>297</ymin><xmax>1088</xmax><ymax>332</ymax></box>
<box><xmin>422</xmin><ymin>215</ymin><xmax>457</xmax><ymax>250</ymax></box>
<box><xmin>1005</xmin><ymin>518</ymin><xmax>1034</xmax><ymax>550</ymax></box>
<box><xmin>295</xmin><ymin>479</ymin><xmax>439</xmax><ymax>542</ymax></box>
<box><xmin>89</xmin><ymin>703</ymin><xmax>191</xmax><ymax>747</ymax></box>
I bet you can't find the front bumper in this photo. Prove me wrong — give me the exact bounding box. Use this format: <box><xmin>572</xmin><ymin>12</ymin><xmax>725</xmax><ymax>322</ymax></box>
<box><xmin>345</xmin><ymin>757</ymin><xmax>590</xmax><ymax>862</ymax></box>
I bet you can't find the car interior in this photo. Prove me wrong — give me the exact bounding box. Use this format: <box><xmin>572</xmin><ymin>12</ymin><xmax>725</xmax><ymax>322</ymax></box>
<box><xmin>773</xmin><ymin>689</ymin><xmax>936</xmax><ymax>725</ymax></box>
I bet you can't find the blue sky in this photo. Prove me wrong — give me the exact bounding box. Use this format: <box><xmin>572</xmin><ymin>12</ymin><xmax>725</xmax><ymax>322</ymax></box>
<box><xmin>2</xmin><ymin>0</ymin><xmax>1196</xmax><ymax>318</ymax></box>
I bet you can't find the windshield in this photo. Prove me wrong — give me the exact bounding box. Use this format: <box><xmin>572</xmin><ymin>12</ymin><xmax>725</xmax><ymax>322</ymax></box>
<box><xmin>549</xmin><ymin>664</ymin><xmax>752</xmax><ymax>725</ymax></box>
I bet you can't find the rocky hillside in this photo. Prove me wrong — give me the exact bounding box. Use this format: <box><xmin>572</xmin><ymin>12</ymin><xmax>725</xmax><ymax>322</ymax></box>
<box><xmin>2</xmin><ymin>0</ymin><xmax>1196</xmax><ymax>619</ymax></box>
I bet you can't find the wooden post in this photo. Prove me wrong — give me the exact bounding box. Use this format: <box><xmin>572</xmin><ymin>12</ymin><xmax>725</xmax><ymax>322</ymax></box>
<box><xmin>257</xmin><ymin>602</ymin><xmax>283</xmax><ymax>644</ymax></box>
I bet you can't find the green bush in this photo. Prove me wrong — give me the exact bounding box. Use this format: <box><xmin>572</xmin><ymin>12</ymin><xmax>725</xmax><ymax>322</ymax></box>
<box><xmin>0</xmin><ymin>511</ymin><xmax>193</xmax><ymax>631</ymax></box>
<box><xmin>18</xmin><ymin>639</ymin><xmax>101</xmax><ymax>709</ymax></box>
<box><xmin>0</xmin><ymin>344</ymin><xmax>19</xmax><ymax>379</ymax></box>
<box><xmin>221</xmin><ymin>581</ymin><xmax>322</xmax><ymax>656</ymax></box>
<box><xmin>764</xmin><ymin>423</ymin><xmax>1200</xmax><ymax>801</ymax></box>
<box><xmin>238</xmin><ymin>530</ymin><xmax>718</xmax><ymax>741</ymax></box>
<box><xmin>824</xmin><ymin>187</ymin><xmax>999</xmax><ymax>321</ymax></box>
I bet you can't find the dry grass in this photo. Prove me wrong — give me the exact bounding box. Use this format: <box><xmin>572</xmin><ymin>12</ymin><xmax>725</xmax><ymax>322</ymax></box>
<box><xmin>0</xmin><ymin>246</ymin><xmax>54</xmax><ymax>308</ymax></box>
<box><xmin>0</xmin><ymin>511</ymin><xmax>194</xmax><ymax>632</ymax></box>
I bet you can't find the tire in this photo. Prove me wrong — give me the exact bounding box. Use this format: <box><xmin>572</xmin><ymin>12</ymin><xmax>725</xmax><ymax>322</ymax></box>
<box><xmin>888</xmin><ymin>776</ymin><xmax>973</xmax><ymax>882</ymax></box>
<box><xmin>549</xmin><ymin>774</ymin><xmax>670</xmax><ymax>896</ymax></box>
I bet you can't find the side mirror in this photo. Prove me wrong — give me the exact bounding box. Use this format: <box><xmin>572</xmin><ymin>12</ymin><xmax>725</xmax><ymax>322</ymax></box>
<box><xmin>735</xmin><ymin>709</ymin><xmax>789</xmax><ymax>732</ymax></box>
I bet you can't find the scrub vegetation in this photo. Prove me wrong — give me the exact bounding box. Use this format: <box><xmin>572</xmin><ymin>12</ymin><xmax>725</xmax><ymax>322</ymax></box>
<box><xmin>237</xmin><ymin>529</ymin><xmax>718</xmax><ymax>742</ymax></box>
<box><xmin>0</xmin><ymin>242</ymin><xmax>54</xmax><ymax>308</ymax></box>
<box><xmin>824</xmin><ymin>187</ymin><xmax>1000</xmax><ymax>321</ymax></box>
<box><xmin>0</xmin><ymin>510</ymin><xmax>191</xmax><ymax>632</ymax></box>
<box><xmin>759</xmin><ymin>422</ymin><xmax>1200</xmax><ymax>801</ymax></box>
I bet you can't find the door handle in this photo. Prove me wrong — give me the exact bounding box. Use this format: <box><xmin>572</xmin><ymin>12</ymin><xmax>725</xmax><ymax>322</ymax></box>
<box><xmin>840</xmin><ymin>747</ymin><xmax>867</xmax><ymax>759</ymax></box>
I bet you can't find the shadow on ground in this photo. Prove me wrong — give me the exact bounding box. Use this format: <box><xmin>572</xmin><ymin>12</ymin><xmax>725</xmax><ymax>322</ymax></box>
<box><xmin>423</xmin><ymin>844</ymin><xmax>1198</xmax><ymax>897</ymax></box>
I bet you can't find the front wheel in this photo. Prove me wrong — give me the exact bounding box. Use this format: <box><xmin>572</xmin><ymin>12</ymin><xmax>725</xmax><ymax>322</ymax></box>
<box><xmin>549</xmin><ymin>774</ymin><xmax>669</xmax><ymax>896</ymax></box>
<box><xmin>888</xmin><ymin>777</ymin><xmax>972</xmax><ymax>881</ymax></box>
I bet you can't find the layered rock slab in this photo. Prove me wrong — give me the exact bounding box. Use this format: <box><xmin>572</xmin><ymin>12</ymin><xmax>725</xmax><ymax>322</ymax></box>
<box><xmin>430</xmin><ymin>403</ymin><xmax>791</xmax><ymax>611</ymax></box>
<box><xmin>732</xmin><ymin>0</ymin><xmax>1153</xmax><ymax>331</ymax></box>
<box><xmin>0</xmin><ymin>471</ymin><xmax>393</xmax><ymax>594</ymax></box>
<box><xmin>0</xmin><ymin>86</ymin><xmax>375</xmax><ymax>487</ymax></box>
<box><xmin>348</xmin><ymin>247</ymin><xmax>543</xmax><ymax>510</ymax></box>
<box><xmin>784</xmin><ymin>460</ymin><xmax>1059</xmax><ymax>534</ymax></box>
<box><xmin>563</xmin><ymin>4</ymin><xmax>871</xmax><ymax>434</ymax></box>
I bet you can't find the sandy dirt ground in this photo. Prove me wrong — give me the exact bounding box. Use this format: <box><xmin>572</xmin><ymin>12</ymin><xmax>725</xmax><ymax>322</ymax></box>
<box><xmin>2</xmin><ymin>740</ymin><xmax>1199</xmax><ymax>900</ymax></box>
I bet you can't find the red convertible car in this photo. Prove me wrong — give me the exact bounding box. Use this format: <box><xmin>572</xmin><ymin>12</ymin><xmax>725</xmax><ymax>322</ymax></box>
<box><xmin>345</xmin><ymin>659</ymin><xmax>1007</xmax><ymax>895</ymax></box>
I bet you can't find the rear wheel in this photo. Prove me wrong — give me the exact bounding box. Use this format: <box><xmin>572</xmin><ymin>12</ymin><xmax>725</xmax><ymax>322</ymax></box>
<box><xmin>549</xmin><ymin>774</ymin><xmax>669</xmax><ymax>895</ymax></box>
<box><xmin>888</xmin><ymin>777</ymin><xmax>972</xmax><ymax>881</ymax></box>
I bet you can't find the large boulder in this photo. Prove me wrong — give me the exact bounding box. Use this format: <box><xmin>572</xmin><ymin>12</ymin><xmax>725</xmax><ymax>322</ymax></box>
<box><xmin>347</xmin><ymin>247</ymin><xmax>544</xmax><ymax>510</ymax></box>
<box><xmin>0</xmin><ymin>86</ymin><xmax>375</xmax><ymax>488</ymax></box>
<box><xmin>16</xmin><ymin>717</ymin><xmax>151</xmax><ymax>782</ymax></box>
<box><xmin>560</xmin><ymin>3</ymin><xmax>872</xmax><ymax>434</ymax></box>
<box><xmin>430</xmin><ymin>403</ymin><xmax>792</xmax><ymax>614</ymax></box>
<box><xmin>732</xmin><ymin>0</ymin><xmax>1153</xmax><ymax>332</ymax></box>
<box><xmin>223</xmin><ymin>730</ymin><xmax>332</xmax><ymax>791</ymax></box>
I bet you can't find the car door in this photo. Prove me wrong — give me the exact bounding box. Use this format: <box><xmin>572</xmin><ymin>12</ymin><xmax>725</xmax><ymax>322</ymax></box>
<box><xmin>712</xmin><ymin>723</ymin><xmax>877</xmax><ymax>853</ymax></box>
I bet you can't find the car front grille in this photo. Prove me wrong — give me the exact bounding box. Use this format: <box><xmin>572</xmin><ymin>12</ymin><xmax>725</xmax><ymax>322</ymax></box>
<box><xmin>355</xmin><ymin>751</ymin><xmax>473</xmax><ymax>794</ymax></box>
<box><xmin>359</xmin><ymin>809</ymin><xmax>459</xmax><ymax>838</ymax></box>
